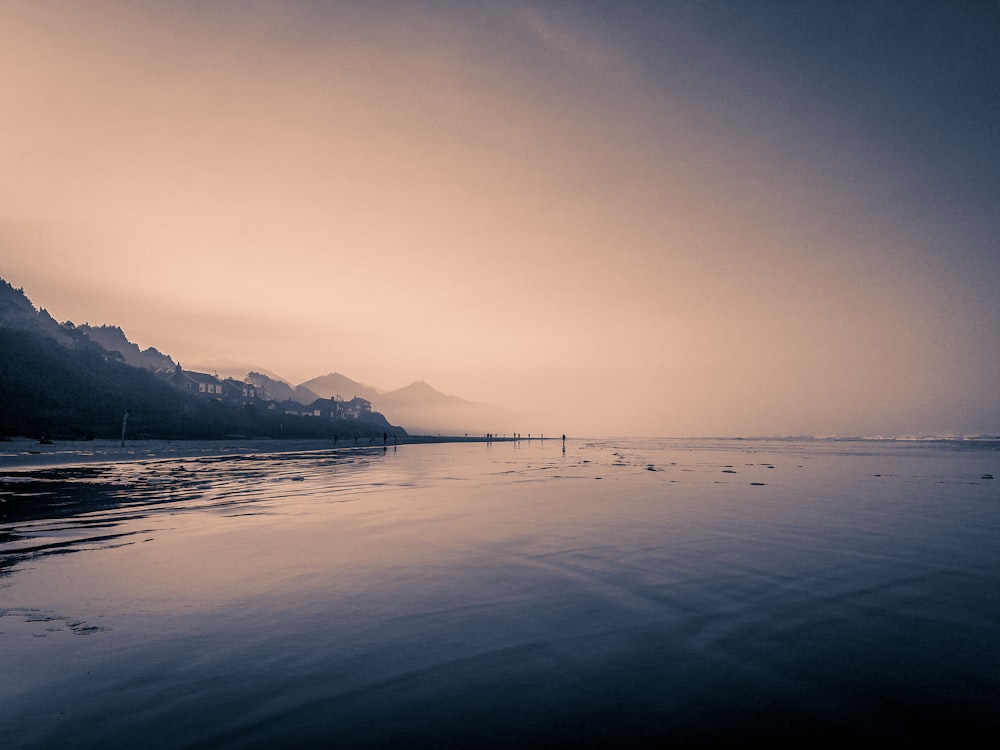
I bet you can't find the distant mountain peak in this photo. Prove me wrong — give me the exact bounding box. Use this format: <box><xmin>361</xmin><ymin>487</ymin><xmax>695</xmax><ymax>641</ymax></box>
<box><xmin>378</xmin><ymin>381</ymin><xmax>471</xmax><ymax>407</ymax></box>
<box><xmin>298</xmin><ymin>372</ymin><xmax>380</xmax><ymax>402</ymax></box>
<box><xmin>247</xmin><ymin>371</ymin><xmax>319</xmax><ymax>405</ymax></box>
<box><xmin>248</xmin><ymin>370</ymin><xmax>290</xmax><ymax>385</ymax></box>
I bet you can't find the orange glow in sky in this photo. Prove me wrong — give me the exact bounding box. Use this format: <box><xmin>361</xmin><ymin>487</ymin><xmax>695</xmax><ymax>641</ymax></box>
<box><xmin>2</xmin><ymin>1</ymin><xmax>998</xmax><ymax>436</ymax></box>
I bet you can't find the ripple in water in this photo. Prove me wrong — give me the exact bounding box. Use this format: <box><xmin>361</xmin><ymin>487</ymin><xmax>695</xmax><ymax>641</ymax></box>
<box><xmin>1</xmin><ymin>438</ymin><xmax>999</xmax><ymax>747</ymax></box>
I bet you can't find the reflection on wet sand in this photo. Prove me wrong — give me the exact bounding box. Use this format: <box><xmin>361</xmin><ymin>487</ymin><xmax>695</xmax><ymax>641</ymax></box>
<box><xmin>2</xmin><ymin>439</ymin><xmax>999</xmax><ymax>747</ymax></box>
<box><xmin>0</xmin><ymin>448</ymin><xmax>393</xmax><ymax>572</ymax></box>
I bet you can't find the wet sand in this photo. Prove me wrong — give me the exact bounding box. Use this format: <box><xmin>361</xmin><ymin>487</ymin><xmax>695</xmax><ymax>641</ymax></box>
<box><xmin>0</xmin><ymin>435</ymin><xmax>499</xmax><ymax>471</ymax></box>
<box><xmin>3</xmin><ymin>438</ymin><xmax>998</xmax><ymax>747</ymax></box>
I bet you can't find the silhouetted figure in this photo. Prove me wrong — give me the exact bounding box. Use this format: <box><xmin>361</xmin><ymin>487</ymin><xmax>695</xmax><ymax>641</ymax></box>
<box><xmin>121</xmin><ymin>409</ymin><xmax>130</xmax><ymax>447</ymax></box>
<box><xmin>383</xmin><ymin>432</ymin><xmax>388</xmax><ymax>445</ymax></box>
<box><xmin>562</xmin><ymin>434</ymin><xmax>566</xmax><ymax>453</ymax></box>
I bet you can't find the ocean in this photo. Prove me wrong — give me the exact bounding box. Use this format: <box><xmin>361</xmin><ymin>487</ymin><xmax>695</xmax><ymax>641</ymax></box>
<box><xmin>2</xmin><ymin>437</ymin><xmax>999</xmax><ymax>747</ymax></box>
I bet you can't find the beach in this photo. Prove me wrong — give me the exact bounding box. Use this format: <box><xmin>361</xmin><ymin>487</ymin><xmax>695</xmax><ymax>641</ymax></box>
<box><xmin>0</xmin><ymin>435</ymin><xmax>504</xmax><ymax>471</ymax></box>
<box><xmin>2</xmin><ymin>438</ymin><xmax>999</xmax><ymax>747</ymax></box>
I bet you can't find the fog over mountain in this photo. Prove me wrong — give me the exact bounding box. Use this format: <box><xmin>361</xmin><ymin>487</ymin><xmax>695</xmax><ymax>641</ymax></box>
<box><xmin>1</xmin><ymin>278</ymin><xmax>515</xmax><ymax>437</ymax></box>
<box><xmin>244</xmin><ymin>372</ymin><xmax>320</xmax><ymax>407</ymax></box>
<box><xmin>184</xmin><ymin>359</ymin><xmax>517</xmax><ymax>434</ymax></box>
<box><xmin>4</xmin><ymin>2</ymin><xmax>999</xmax><ymax>437</ymax></box>
<box><xmin>300</xmin><ymin>373</ymin><xmax>381</xmax><ymax>404</ymax></box>
<box><xmin>297</xmin><ymin>375</ymin><xmax>514</xmax><ymax>435</ymax></box>
<box><xmin>371</xmin><ymin>381</ymin><xmax>520</xmax><ymax>437</ymax></box>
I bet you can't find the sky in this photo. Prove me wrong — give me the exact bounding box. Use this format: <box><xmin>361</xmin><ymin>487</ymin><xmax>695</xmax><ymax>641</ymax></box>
<box><xmin>2</xmin><ymin>0</ymin><xmax>999</xmax><ymax>437</ymax></box>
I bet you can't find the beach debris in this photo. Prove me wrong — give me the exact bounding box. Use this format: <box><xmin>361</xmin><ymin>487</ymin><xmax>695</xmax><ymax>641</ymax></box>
<box><xmin>1</xmin><ymin>608</ymin><xmax>111</xmax><ymax>636</ymax></box>
<box><xmin>750</xmin><ymin>482</ymin><xmax>766</xmax><ymax>486</ymax></box>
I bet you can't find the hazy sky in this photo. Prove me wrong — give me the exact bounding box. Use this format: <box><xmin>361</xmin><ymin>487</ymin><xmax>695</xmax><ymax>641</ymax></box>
<box><xmin>3</xmin><ymin>1</ymin><xmax>999</xmax><ymax>437</ymax></box>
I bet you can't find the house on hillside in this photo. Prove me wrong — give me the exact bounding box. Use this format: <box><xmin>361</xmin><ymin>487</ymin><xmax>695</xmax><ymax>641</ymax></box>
<box><xmin>240</xmin><ymin>379</ymin><xmax>266</xmax><ymax>401</ymax></box>
<box><xmin>170</xmin><ymin>365</ymin><xmax>226</xmax><ymax>399</ymax></box>
<box><xmin>166</xmin><ymin>365</ymin><xmax>261</xmax><ymax>404</ymax></box>
<box><xmin>300</xmin><ymin>396</ymin><xmax>373</xmax><ymax>420</ymax></box>
<box><xmin>221</xmin><ymin>377</ymin><xmax>264</xmax><ymax>405</ymax></box>
<box><xmin>306</xmin><ymin>398</ymin><xmax>340</xmax><ymax>419</ymax></box>
<box><xmin>340</xmin><ymin>396</ymin><xmax>372</xmax><ymax>420</ymax></box>
<box><xmin>162</xmin><ymin>366</ymin><xmax>376</xmax><ymax>419</ymax></box>
<box><xmin>281</xmin><ymin>400</ymin><xmax>313</xmax><ymax>417</ymax></box>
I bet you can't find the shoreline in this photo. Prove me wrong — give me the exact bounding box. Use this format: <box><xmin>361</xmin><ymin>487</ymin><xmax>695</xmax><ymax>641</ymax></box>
<box><xmin>0</xmin><ymin>435</ymin><xmax>517</xmax><ymax>471</ymax></box>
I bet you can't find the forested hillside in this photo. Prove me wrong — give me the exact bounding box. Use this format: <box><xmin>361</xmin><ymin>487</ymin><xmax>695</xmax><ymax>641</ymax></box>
<box><xmin>0</xmin><ymin>280</ymin><xmax>404</xmax><ymax>440</ymax></box>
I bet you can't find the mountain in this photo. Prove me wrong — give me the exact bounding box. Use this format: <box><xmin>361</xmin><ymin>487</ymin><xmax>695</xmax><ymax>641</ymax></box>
<box><xmin>0</xmin><ymin>279</ymin><xmax>76</xmax><ymax>346</ymax></box>
<box><xmin>246</xmin><ymin>372</ymin><xmax>320</xmax><ymax>405</ymax></box>
<box><xmin>0</xmin><ymin>279</ymin><xmax>44</xmax><ymax>329</ymax></box>
<box><xmin>2</xmin><ymin>277</ymin><xmax>511</xmax><ymax>437</ymax></box>
<box><xmin>0</xmin><ymin>279</ymin><xmax>403</xmax><ymax>440</ymax></box>
<box><xmin>299</xmin><ymin>372</ymin><xmax>381</xmax><ymax>403</ymax></box>
<box><xmin>376</xmin><ymin>381</ymin><xmax>467</xmax><ymax>409</ymax></box>
<box><xmin>371</xmin><ymin>381</ymin><xmax>517</xmax><ymax>436</ymax></box>
<box><xmin>0</xmin><ymin>322</ymin><xmax>220</xmax><ymax>440</ymax></box>
<box><xmin>0</xmin><ymin>281</ymin><xmax>174</xmax><ymax>372</ymax></box>
<box><xmin>77</xmin><ymin>324</ymin><xmax>175</xmax><ymax>372</ymax></box>
<box><xmin>295</xmin><ymin>376</ymin><xmax>517</xmax><ymax>435</ymax></box>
